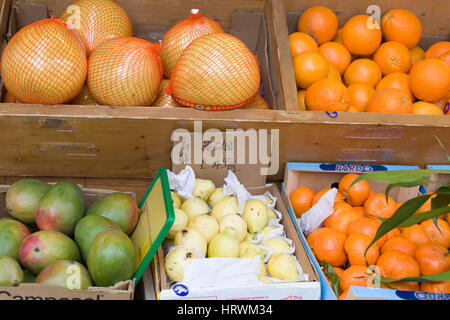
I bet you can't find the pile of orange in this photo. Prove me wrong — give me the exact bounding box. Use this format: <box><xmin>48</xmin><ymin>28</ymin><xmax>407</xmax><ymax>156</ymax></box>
<box><xmin>290</xmin><ymin>173</ymin><xmax>450</xmax><ymax>298</ymax></box>
<box><xmin>291</xmin><ymin>6</ymin><xmax>450</xmax><ymax>115</ymax></box>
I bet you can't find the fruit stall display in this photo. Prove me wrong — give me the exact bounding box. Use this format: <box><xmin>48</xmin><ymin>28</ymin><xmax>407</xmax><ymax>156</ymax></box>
<box><xmin>0</xmin><ymin>179</ymin><xmax>141</xmax><ymax>299</ymax></box>
<box><xmin>0</xmin><ymin>0</ymin><xmax>447</xmax><ymax>187</ymax></box>
<box><xmin>284</xmin><ymin>166</ymin><xmax>450</xmax><ymax>299</ymax></box>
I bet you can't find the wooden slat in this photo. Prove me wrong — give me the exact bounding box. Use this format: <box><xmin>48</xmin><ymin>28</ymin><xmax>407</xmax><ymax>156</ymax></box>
<box><xmin>265</xmin><ymin>0</ymin><xmax>298</xmax><ymax>112</ymax></box>
<box><xmin>0</xmin><ymin>104</ymin><xmax>448</xmax><ymax>182</ymax></box>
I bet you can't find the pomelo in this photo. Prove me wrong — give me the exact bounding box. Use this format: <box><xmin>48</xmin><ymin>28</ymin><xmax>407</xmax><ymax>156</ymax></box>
<box><xmin>161</xmin><ymin>9</ymin><xmax>224</xmax><ymax>79</ymax></box>
<box><xmin>0</xmin><ymin>18</ymin><xmax>87</xmax><ymax>104</ymax></box>
<box><xmin>170</xmin><ymin>32</ymin><xmax>260</xmax><ymax>111</ymax></box>
<box><xmin>60</xmin><ymin>0</ymin><xmax>133</xmax><ymax>56</ymax></box>
<box><xmin>88</xmin><ymin>37</ymin><xmax>162</xmax><ymax>106</ymax></box>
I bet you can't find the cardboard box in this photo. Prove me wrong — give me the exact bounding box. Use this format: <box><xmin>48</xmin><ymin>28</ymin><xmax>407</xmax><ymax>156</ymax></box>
<box><xmin>137</xmin><ymin>157</ymin><xmax>321</xmax><ymax>300</ymax></box>
<box><xmin>0</xmin><ymin>184</ymin><xmax>137</xmax><ymax>300</ymax></box>
<box><xmin>422</xmin><ymin>165</ymin><xmax>450</xmax><ymax>194</ymax></box>
<box><xmin>281</xmin><ymin>162</ymin><xmax>424</xmax><ymax>300</ymax></box>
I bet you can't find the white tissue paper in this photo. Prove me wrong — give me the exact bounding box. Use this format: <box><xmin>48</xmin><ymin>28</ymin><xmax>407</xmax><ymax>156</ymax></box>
<box><xmin>298</xmin><ymin>188</ymin><xmax>337</xmax><ymax>237</ymax></box>
<box><xmin>165</xmin><ymin>167</ymin><xmax>309</xmax><ymax>285</ymax></box>
<box><xmin>166</xmin><ymin>166</ymin><xmax>196</xmax><ymax>199</ymax></box>
<box><xmin>180</xmin><ymin>257</ymin><xmax>262</xmax><ymax>288</ymax></box>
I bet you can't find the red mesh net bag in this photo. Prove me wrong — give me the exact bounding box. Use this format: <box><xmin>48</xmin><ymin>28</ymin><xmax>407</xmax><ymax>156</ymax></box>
<box><xmin>0</xmin><ymin>18</ymin><xmax>87</xmax><ymax>105</ymax></box>
<box><xmin>242</xmin><ymin>94</ymin><xmax>270</xmax><ymax>110</ymax></box>
<box><xmin>170</xmin><ymin>32</ymin><xmax>261</xmax><ymax>111</ymax></box>
<box><xmin>160</xmin><ymin>9</ymin><xmax>224</xmax><ymax>79</ymax></box>
<box><xmin>60</xmin><ymin>0</ymin><xmax>133</xmax><ymax>56</ymax></box>
<box><xmin>87</xmin><ymin>37</ymin><xmax>162</xmax><ymax>106</ymax></box>
<box><xmin>152</xmin><ymin>79</ymin><xmax>180</xmax><ymax>108</ymax></box>
<box><xmin>71</xmin><ymin>84</ymin><xmax>98</xmax><ymax>105</ymax></box>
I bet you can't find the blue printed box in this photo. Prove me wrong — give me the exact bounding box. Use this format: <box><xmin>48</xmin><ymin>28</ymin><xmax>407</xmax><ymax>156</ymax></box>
<box><xmin>281</xmin><ymin>162</ymin><xmax>423</xmax><ymax>300</ymax></box>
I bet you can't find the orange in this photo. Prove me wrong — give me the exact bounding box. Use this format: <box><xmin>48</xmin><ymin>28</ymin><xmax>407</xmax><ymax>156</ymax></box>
<box><xmin>352</xmin><ymin>206</ymin><xmax>366</xmax><ymax>216</ymax></box>
<box><xmin>313</xmin><ymin>228</ymin><xmax>347</xmax><ymax>267</ymax></box>
<box><xmin>305</xmin><ymin>78</ymin><xmax>350</xmax><ymax>111</ymax></box>
<box><xmin>289</xmin><ymin>32</ymin><xmax>320</xmax><ymax>58</ymax></box>
<box><xmin>415</xmin><ymin>193</ymin><xmax>436</xmax><ymax>214</ymax></box>
<box><xmin>330</xmin><ymin>208</ymin><xmax>364</xmax><ymax>235</ymax></box>
<box><xmin>339</xmin><ymin>265</ymin><xmax>370</xmax><ymax>292</ymax></box>
<box><xmin>290</xmin><ymin>187</ymin><xmax>315</xmax><ymax>218</ymax></box>
<box><xmin>333</xmin><ymin>28</ymin><xmax>343</xmax><ymax>44</ymax></box>
<box><xmin>347</xmin><ymin>105</ymin><xmax>360</xmax><ymax>112</ymax></box>
<box><xmin>293</xmin><ymin>51</ymin><xmax>329</xmax><ymax>89</ymax></box>
<box><xmin>324</xmin><ymin>265</ymin><xmax>344</xmax><ymax>290</ymax></box>
<box><xmin>338</xmin><ymin>288</ymin><xmax>349</xmax><ymax>300</ymax></box>
<box><xmin>413</xmin><ymin>101</ymin><xmax>444</xmax><ymax>115</ymax></box>
<box><xmin>323</xmin><ymin>202</ymin><xmax>353</xmax><ymax>228</ymax></box>
<box><xmin>327</xmin><ymin>64</ymin><xmax>342</xmax><ymax>82</ymax></box>
<box><xmin>410</xmin><ymin>46</ymin><xmax>425</xmax><ymax>64</ymax></box>
<box><xmin>386</xmin><ymin>228</ymin><xmax>402</xmax><ymax>240</ymax></box>
<box><xmin>319</xmin><ymin>42</ymin><xmax>351</xmax><ymax>75</ymax></box>
<box><xmin>373</xmin><ymin>41</ymin><xmax>412</xmax><ymax>75</ymax></box>
<box><xmin>297</xmin><ymin>90</ymin><xmax>307</xmax><ymax>111</ymax></box>
<box><xmin>420</xmin><ymin>281</ymin><xmax>450</xmax><ymax>294</ymax></box>
<box><xmin>425</xmin><ymin>41</ymin><xmax>450</xmax><ymax>59</ymax></box>
<box><xmin>366</xmin><ymin>88</ymin><xmax>413</xmax><ymax>113</ymax></box>
<box><xmin>297</xmin><ymin>6</ymin><xmax>339</xmax><ymax>45</ymax></box>
<box><xmin>338</xmin><ymin>173</ymin><xmax>371</xmax><ymax>206</ymax></box>
<box><xmin>381</xmin><ymin>9</ymin><xmax>422</xmax><ymax>49</ymax></box>
<box><xmin>312</xmin><ymin>188</ymin><xmax>344</xmax><ymax>206</ymax></box>
<box><xmin>344</xmin><ymin>233</ymin><xmax>380</xmax><ymax>266</ymax></box>
<box><xmin>364</xmin><ymin>193</ymin><xmax>397</xmax><ymax>219</ymax></box>
<box><xmin>414</xmin><ymin>243</ymin><xmax>450</xmax><ymax>276</ymax></box>
<box><xmin>420</xmin><ymin>219</ymin><xmax>450</xmax><ymax>248</ymax></box>
<box><xmin>348</xmin><ymin>82</ymin><xmax>375</xmax><ymax>112</ymax></box>
<box><xmin>381</xmin><ymin>236</ymin><xmax>417</xmax><ymax>256</ymax></box>
<box><xmin>376</xmin><ymin>250</ymin><xmax>421</xmax><ymax>283</ymax></box>
<box><xmin>344</xmin><ymin>59</ymin><xmax>382</xmax><ymax>87</ymax></box>
<box><xmin>435</xmin><ymin>91</ymin><xmax>450</xmax><ymax>111</ymax></box>
<box><xmin>306</xmin><ymin>227</ymin><xmax>333</xmax><ymax>249</ymax></box>
<box><xmin>401</xmin><ymin>224</ymin><xmax>431</xmax><ymax>247</ymax></box>
<box><xmin>409</xmin><ymin>58</ymin><xmax>450</xmax><ymax>103</ymax></box>
<box><xmin>375</xmin><ymin>72</ymin><xmax>414</xmax><ymax>102</ymax></box>
<box><xmin>439</xmin><ymin>51</ymin><xmax>450</xmax><ymax>66</ymax></box>
<box><xmin>342</xmin><ymin>15</ymin><xmax>382</xmax><ymax>56</ymax></box>
<box><xmin>385</xmin><ymin>281</ymin><xmax>420</xmax><ymax>292</ymax></box>
<box><xmin>348</xmin><ymin>216</ymin><xmax>387</xmax><ymax>247</ymax></box>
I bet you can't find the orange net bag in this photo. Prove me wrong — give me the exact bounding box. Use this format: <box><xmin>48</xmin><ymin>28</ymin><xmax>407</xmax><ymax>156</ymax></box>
<box><xmin>2</xmin><ymin>91</ymin><xmax>21</xmax><ymax>103</ymax></box>
<box><xmin>160</xmin><ymin>9</ymin><xmax>224</xmax><ymax>79</ymax></box>
<box><xmin>152</xmin><ymin>79</ymin><xmax>180</xmax><ymax>108</ymax></box>
<box><xmin>242</xmin><ymin>94</ymin><xmax>270</xmax><ymax>110</ymax></box>
<box><xmin>170</xmin><ymin>32</ymin><xmax>261</xmax><ymax>111</ymax></box>
<box><xmin>87</xmin><ymin>37</ymin><xmax>162</xmax><ymax>106</ymax></box>
<box><xmin>71</xmin><ymin>84</ymin><xmax>98</xmax><ymax>105</ymax></box>
<box><xmin>60</xmin><ymin>0</ymin><xmax>133</xmax><ymax>56</ymax></box>
<box><xmin>0</xmin><ymin>18</ymin><xmax>87</xmax><ymax>105</ymax></box>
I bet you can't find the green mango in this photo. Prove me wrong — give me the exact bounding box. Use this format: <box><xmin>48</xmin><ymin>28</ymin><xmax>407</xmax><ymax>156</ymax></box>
<box><xmin>6</xmin><ymin>179</ymin><xmax>51</xmax><ymax>224</ymax></box>
<box><xmin>86</xmin><ymin>193</ymin><xmax>138</xmax><ymax>235</ymax></box>
<box><xmin>87</xmin><ymin>230</ymin><xmax>135</xmax><ymax>287</ymax></box>
<box><xmin>74</xmin><ymin>215</ymin><xmax>122</xmax><ymax>263</ymax></box>
<box><xmin>0</xmin><ymin>218</ymin><xmax>30</xmax><ymax>260</ymax></box>
<box><xmin>35</xmin><ymin>181</ymin><xmax>85</xmax><ymax>236</ymax></box>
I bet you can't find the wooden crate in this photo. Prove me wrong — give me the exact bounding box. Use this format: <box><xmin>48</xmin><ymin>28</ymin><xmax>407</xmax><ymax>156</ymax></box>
<box><xmin>0</xmin><ymin>0</ymin><xmax>448</xmax><ymax>187</ymax></box>
<box><xmin>281</xmin><ymin>0</ymin><xmax>450</xmax><ymax>112</ymax></box>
